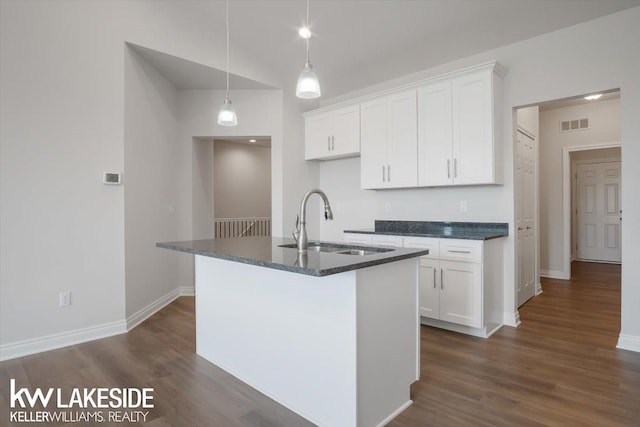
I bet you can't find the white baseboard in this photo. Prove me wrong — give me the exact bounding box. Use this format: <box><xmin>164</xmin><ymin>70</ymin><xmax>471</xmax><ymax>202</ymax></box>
<box><xmin>0</xmin><ymin>320</ymin><xmax>127</xmax><ymax>362</ymax></box>
<box><xmin>126</xmin><ymin>288</ymin><xmax>180</xmax><ymax>331</ymax></box>
<box><xmin>503</xmin><ymin>311</ymin><xmax>521</xmax><ymax>327</ymax></box>
<box><xmin>617</xmin><ymin>334</ymin><xmax>640</xmax><ymax>353</ymax></box>
<box><xmin>535</xmin><ymin>282</ymin><xmax>543</xmax><ymax>295</ymax></box>
<box><xmin>376</xmin><ymin>400</ymin><xmax>412</xmax><ymax>427</ymax></box>
<box><xmin>540</xmin><ymin>269</ymin><xmax>570</xmax><ymax>280</ymax></box>
<box><xmin>178</xmin><ymin>286</ymin><xmax>195</xmax><ymax>296</ymax></box>
<box><xmin>0</xmin><ymin>286</ymin><xmax>194</xmax><ymax>362</ymax></box>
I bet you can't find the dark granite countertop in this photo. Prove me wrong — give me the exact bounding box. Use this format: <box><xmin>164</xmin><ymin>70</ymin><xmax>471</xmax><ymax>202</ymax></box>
<box><xmin>157</xmin><ymin>237</ymin><xmax>428</xmax><ymax>277</ymax></box>
<box><xmin>345</xmin><ymin>220</ymin><xmax>509</xmax><ymax>240</ymax></box>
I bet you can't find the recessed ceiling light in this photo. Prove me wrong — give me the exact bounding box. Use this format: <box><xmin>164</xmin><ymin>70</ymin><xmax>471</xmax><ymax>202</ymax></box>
<box><xmin>249</xmin><ymin>139</ymin><xmax>257</xmax><ymax>143</ymax></box>
<box><xmin>584</xmin><ymin>94</ymin><xmax>603</xmax><ymax>100</ymax></box>
<box><xmin>298</xmin><ymin>26</ymin><xmax>312</xmax><ymax>39</ymax></box>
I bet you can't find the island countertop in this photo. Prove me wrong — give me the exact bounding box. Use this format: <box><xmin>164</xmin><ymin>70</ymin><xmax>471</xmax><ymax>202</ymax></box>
<box><xmin>157</xmin><ymin>236</ymin><xmax>428</xmax><ymax>277</ymax></box>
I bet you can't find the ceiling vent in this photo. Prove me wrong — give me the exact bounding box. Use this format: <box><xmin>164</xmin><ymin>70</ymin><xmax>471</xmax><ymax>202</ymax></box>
<box><xmin>560</xmin><ymin>118</ymin><xmax>589</xmax><ymax>132</ymax></box>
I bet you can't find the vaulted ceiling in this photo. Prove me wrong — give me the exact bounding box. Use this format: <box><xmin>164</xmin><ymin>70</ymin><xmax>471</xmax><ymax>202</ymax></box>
<box><xmin>139</xmin><ymin>1</ymin><xmax>640</xmax><ymax>99</ymax></box>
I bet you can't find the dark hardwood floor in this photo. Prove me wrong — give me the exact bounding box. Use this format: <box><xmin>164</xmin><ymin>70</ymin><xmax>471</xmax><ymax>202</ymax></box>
<box><xmin>1</xmin><ymin>262</ymin><xmax>638</xmax><ymax>426</ymax></box>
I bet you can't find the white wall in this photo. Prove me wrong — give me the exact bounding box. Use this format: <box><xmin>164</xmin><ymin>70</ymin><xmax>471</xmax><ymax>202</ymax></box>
<box><xmin>316</xmin><ymin>7</ymin><xmax>640</xmax><ymax>339</ymax></box>
<box><xmin>213</xmin><ymin>141</ymin><xmax>271</xmax><ymax>219</ymax></box>
<box><xmin>124</xmin><ymin>48</ymin><xmax>191</xmax><ymax>320</ymax></box>
<box><xmin>0</xmin><ymin>0</ymin><xmax>128</xmax><ymax>349</ymax></box>
<box><xmin>539</xmin><ymin>98</ymin><xmax>620</xmax><ymax>274</ymax></box>
<box><xmin>0</xmin><ymin>0</ymin><xmax>294</xmax><ymax>357</ymax></box>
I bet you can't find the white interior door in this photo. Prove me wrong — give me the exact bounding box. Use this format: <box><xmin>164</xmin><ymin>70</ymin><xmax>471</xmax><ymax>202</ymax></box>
<box><xmin>576</xmin><ymin>162</ymin><xmax>621</xmax><ymax>262</ymax></box>
<box><xmin>516</xmin><ymin>131</ymin><xmax>536</xmax><ymax>307</ymax></box>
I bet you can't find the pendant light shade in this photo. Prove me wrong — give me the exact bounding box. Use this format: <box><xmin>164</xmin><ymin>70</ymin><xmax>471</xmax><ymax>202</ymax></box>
<box><xmin>296</xmin><ymin>0</ymin><xmax>321</xmax><ymax>99</ymax></box>
<box><xmin>296</xmin><ymin>62</ymin><xmax>321</xmax><ymax>99</ymax></box>
<box><xmin>217</xmin><ymin>0</ymin><xmax>238</xmax><ymax>126</ymax></box>
<box><xmin>217</xmin><ymin>99</ymin><xmax>237</xmax><ymax>126</ymax></box>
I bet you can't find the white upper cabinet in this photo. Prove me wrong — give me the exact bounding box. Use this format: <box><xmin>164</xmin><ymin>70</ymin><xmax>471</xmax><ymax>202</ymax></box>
<box><xmin>361</xmin><ymin>90</ymin><xmax>418</xmax><ymax>189</ymax></box>
<box><xmin>418</xmin><ymin>63</ymin><xmax>503</xmax><ymax>186</ymax></box>
<box><xmin>305</xmin><ymin>61</ymin><xmax>503</xmax><ymax>187</ymax></box>
<box><xmin>417</xmin><ymin>81</ymin><xmax>453</xmax><ymax>186</ymax></box>
<box><xmin>305</xmin><ymin>105</ymin><xmax>360</xmax><ymax>160</ymax></box>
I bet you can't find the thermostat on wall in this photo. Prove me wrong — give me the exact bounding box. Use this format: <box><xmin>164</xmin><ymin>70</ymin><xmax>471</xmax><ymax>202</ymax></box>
<box><xmin>103</xmin><ymin>172</ymin><xmax>122</xmax><ymax>185</ymax></box>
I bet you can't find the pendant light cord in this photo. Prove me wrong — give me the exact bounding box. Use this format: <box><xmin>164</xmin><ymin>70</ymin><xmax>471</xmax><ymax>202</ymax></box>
<box><xmin>305</xmin><ymin>0</ymin><xmax>310</xmax><ymax>64</ymax></box>
<box><xmin>225</xmin><ymin>0</ymin><xmax>230</xmax><ymax>100</ymax></box>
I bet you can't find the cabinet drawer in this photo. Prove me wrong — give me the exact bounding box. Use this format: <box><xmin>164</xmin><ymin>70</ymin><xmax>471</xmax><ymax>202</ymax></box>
<box><xmin>439</xmin><ymin>239</ymin><xmax>482</xmax><ymax>262</ymax></box>
<box><xmin>344</xmin><ymin>233</ymin><xmax>373</xmax><ymax>244</ymax></box>
<box><xmin>403</xmin><ymin>236</ymin><xmax>439</xmax><ymax>259</ymax></box>
<box><xmin>371</xmin><ymin>235</ymin><xmax>404</xmax><ymax>248</ymax></box>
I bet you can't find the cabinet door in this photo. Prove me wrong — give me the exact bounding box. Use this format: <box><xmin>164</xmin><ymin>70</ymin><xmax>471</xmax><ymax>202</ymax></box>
<box><xmin>360</xmin><ymin>97</ymin><xmax>389</xmax><ymax>189</ymax></box>
<box><xmin>418</xmin><ymin>81</ymin><xmax>453</xmax><ymax>186</ymax></box>
<box><xmin>439</xmin><ymin>260</ymin><xmax>482</xmax><ymax>327</ymax></box>
<box><xmin>419</xmin><ymin>258</ymin><xmax>439</xmax><ymax>319</ymax></box>
<box><xmin>305</xmin><ymin>113</ymin><xmax>331</xmax><ymax>160</ymax></box>
<box><xmin>451</xmin><ymin>70</ymin><xmax>493</xmax><ymax>184</ymax></box>
<box><xmin>387</xmin><ymin>90</ymin><xmax>418</xmax><ymax>188</ymax></box>
<box><xmin>330</xmin><ymin>105</ymin><xmax>360</xmax><ymax>157</ymax></box>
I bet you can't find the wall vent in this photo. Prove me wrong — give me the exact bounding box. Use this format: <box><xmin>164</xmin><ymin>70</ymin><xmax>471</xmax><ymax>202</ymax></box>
<box><xmin>560</xmin><ymin>118</ymin><xmax>589</xmax><ymax>132</ymax></box>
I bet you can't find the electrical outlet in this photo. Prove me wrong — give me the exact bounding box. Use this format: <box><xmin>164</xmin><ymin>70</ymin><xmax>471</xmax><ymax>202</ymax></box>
<box><xmin>59</xmin><ymin>291</ymin><xmax>71</xmax><ymax>308</ymax></box>
<box><xmin>460</xmin><ymin>201</ymin><xmax>468</xmax><ymax>212</ymax></box>
<box><xmin>385</xmin><ymin>202</ymin><xmax>392</xmax><ymax>212</ymax></box>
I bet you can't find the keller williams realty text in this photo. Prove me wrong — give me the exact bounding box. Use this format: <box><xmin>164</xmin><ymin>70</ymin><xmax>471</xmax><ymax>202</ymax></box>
<box><xmin>8</xmin><ymin>379</ymin><xmax>154</xmax><ymax>424</ymax></box>
<box><xmin>10</xmin><ymin>411</ymin><xmax>150</xmax><ymax>423</ymax></box>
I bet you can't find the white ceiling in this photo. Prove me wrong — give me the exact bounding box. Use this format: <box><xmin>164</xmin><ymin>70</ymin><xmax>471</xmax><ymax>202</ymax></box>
<box><xmin>132</xmin><ymin>1</ymin><xmax>640</xmax><ymax>99</ymax></box>
<box><xmin>128</xmin><ymin>43</ymin><xmax>273</xmax><ymax>90</ymax></box>
<box><xmin>538</xmin><ymin>90</ymin><xmax>620</xmax><ymax>112</ymax></box>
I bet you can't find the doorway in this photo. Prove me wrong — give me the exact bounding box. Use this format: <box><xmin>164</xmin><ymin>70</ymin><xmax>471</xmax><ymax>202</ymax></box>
<box><xmin>570</xmin><ymin>148</ymin><xmax>621</xmax><ymax>264</ymax></box>
<box><xmin>515</xmin><ymin>89</ymin><xmax>621</xmax><ymax>311</ymax></box>
<box><xmin>213</xmin><ymin>137</ymin><xmax>272</xmax><ymax>238</ymax></box>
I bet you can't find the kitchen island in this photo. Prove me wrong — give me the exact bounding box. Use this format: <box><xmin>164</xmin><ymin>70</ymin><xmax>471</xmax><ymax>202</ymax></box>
<box><xmin>158</xmin><ymin>237</ymin><xmax>428</xmax><ymax>427</ymax></box>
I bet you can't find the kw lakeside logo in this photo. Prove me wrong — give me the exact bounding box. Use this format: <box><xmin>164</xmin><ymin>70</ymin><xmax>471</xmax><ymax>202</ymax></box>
<box><xmin>7</xmin><ymin>379</ymin><xmax>153</xmax><ymax>423</ymax></box>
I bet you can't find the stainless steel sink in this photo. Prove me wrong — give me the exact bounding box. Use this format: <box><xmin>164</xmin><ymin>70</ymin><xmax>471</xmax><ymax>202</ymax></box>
<box><xmin>279</xmin><ymin>242</ymin><xmax>343</xmax><ymax>252</ymax></box>
<box><xmin>278</xmin><ymin>242</ymin><xmax>393</xmax><ymax>256</ymax></box>
<box><xmin>333</xmin><ymin>249</ymin><xmax>378</xmax><ymax>256</ymax></box>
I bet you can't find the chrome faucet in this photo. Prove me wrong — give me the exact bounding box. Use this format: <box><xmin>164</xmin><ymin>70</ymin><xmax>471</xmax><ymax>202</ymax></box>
<box><xmin>293</xmin><ymin>188</ymin><xmax>334</xmax><ymax>253</ymax></box>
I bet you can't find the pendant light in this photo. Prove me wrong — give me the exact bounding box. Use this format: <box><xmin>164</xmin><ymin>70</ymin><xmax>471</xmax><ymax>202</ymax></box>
<box><xmin>296</xmin><ymin>0</ymin><xmax>321</xmax><ymax>99</ymax></box>
<box><xmin>218</xmin><ymin>0</ymin><xmax>237</xmax><ymax>126</ymax></box>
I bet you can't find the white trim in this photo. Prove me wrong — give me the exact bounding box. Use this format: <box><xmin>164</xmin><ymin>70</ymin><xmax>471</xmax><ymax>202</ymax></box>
<box><xmin>617</xmin><ymin>334</ymin><xmax>640</xmax><ymax>353</ymax></box>
<box><xmin>420</xmin><ymin>317</ymin><xmax>503</xmax><ymax>338</ymax></box>
<box><xmin>562</xmin><ymin>142</ymin><xmax>621</xmax><ymax>281</ymax></box>
<box><xmin>127</xmin><ymin>288</ymin><xmax>180</xmax><ymax>330</ymax></box>
<box><xmin>0</xmin><ymin>320</ymin><xmax>127</xmax><ymax>362</ymax></box>
<box><xmin>503</xmin><ymin>311</ymin><xmax>521</xmax><ymax>327</ymax></box>
<box><xmin>535</xmin><ymin>282</ymin><xmax>543</xmax><ymax>295</ymax></box>
<box><xmin>179</xmin><ymin>286</ymin><xmax>195</xmax><ymax>296</ymax></box>
<box><xmin>376</xmin><ymin>400</ymin><xmax>413</xmax><ymax>427</ymax></box>
<box><xmin>304</xmin><ymin>60</ymin><xmax>504</xmax><ymax>117</ymax></box>
<box><xmin>540</xmin><ymin>269</ymin><xmax>570</xmax><ymax>280</ymax></box>
<box><xmin>0</xmin><ymin>286</ymin><xmax>195</xmax><ymax>361</ymax></box>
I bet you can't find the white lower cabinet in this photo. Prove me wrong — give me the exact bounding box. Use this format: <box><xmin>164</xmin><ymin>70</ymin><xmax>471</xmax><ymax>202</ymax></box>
<box><xmin>418</xmin><ymin>258</ymin><xmax>439</xmax><ymax>319</ymax></box>
<box><xmin>438</xmin><ymin>260</ymin><xmax>482</xmax><ymax>328</ymax></box>
<box><xmin>347</xmin><ymin>232</ymin><xmax>504</xmax><ymax>338</ymax></box>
